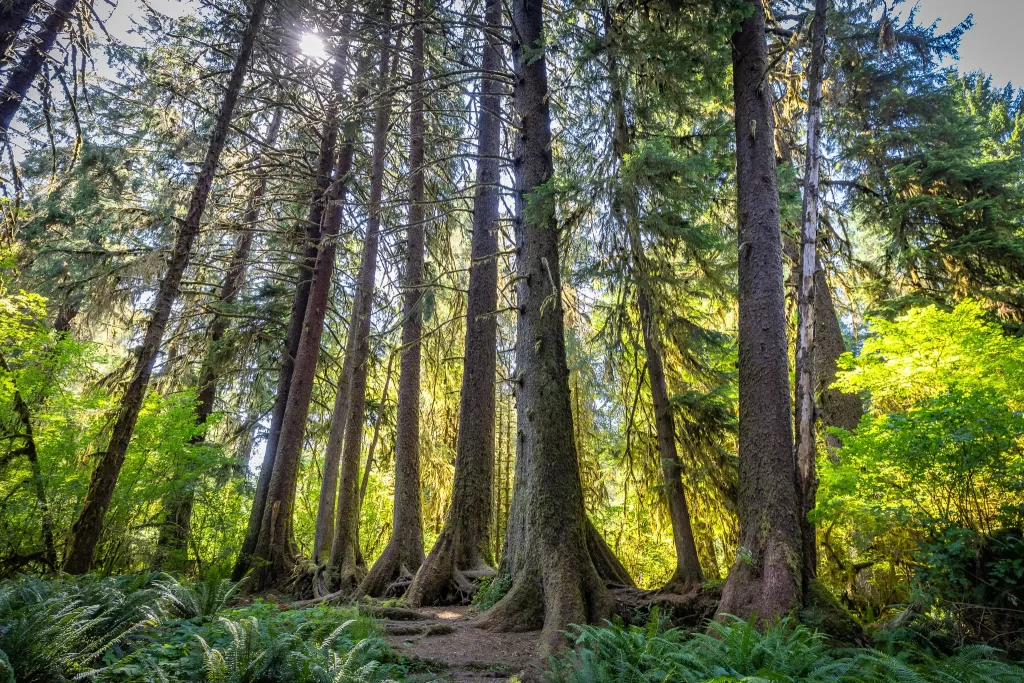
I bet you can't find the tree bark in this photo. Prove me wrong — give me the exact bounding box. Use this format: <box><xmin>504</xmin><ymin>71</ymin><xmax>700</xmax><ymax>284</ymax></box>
<box><xmin>327</xmin><ymin>29</ymin><xmax>397</xmax><ymax>591</ymax></box>
<box><xmin>250</xmin><ymin>40</ymin><xmax>355</xmax><ymax>590</ymax></box>
<box><xmin>406</xmin><ymin>0</ymin><xmax>503</xmax><ymax>608</ymax></box>
<box><xmin>155</xmin><ymin>104</ymin><xmax>285</xmax><ymax>571</ymax></box>
<box><xmin>795</xmin><ymin>0</ymin><xmax>827</xmax><ymax>592</ymax></box>
<box><xmin>62</xmin><ymin>0</ymin><xmax>269</xmax><ymax>575</ymax></box>
<box><xmin>233</xmin><ymin>53</ymin><xmax>347</xmax><ymax>582</ymax></box>
<box><xmin>476</xmin><ymin>0</ymin><xmax>611</xmax><ymax>649</ymax></box>
<box><xmin>358</xmin><ymin>0</ymin><xmax>428</xmax><ymax>598</ymax></box>
<box><xmin>638</xmin><ymin>291</ymin><xmax>704</xmax><ymax>593</ymax></box>
<box><xmin>312</xmin><ymin>345</ymin><xmax>354</xmax><ymax>564</ymax></box>
<box><xmin>0</xmin><ymin>0</ymin><xmax>37</xmax><ymax>68</ymax></box>
<box><xmin>716</xmin><ymin>0</ymin><xmax>802</xmax><ymax>620</ymax></box>
<box><xmin>0</xmin><ymin>0</ymin><xmax>76</xmax><ymax>135</ymax></box>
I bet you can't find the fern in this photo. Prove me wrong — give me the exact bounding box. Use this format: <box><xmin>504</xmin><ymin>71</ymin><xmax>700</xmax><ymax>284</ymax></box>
<box><xmin>156</xmin><ymin>574</ymin><xmax>245</xmax><ymax>620</ymax></box>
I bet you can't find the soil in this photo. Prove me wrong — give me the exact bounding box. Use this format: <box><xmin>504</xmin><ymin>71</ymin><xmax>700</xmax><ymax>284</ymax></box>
<box><xmin>381</xmin><ymin>605</ymin><xmax>543</xmax><ymax>682</ymax></box>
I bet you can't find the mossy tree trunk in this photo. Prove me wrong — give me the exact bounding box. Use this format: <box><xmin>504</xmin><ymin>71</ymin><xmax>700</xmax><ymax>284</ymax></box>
<box><xmin>477</xmin><ymin>0</ymin><xmax>611</xmax><ymax>648</ymax></box>
<box><xmin>716</xmin><ymin>0</ymin><xmax>802</xmax><ymax>620</ymax></box>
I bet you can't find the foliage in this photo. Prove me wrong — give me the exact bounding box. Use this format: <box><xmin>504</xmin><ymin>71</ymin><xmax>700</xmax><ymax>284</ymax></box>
<box><xmin>547</xmin><ymin>614</ymin><xmax>1024</xmax><ymax>682</ymax></box>
<box><xmin>471</xmin><ymin>574</ymin><xmax>511</xmax><ymax>611</ymax></box>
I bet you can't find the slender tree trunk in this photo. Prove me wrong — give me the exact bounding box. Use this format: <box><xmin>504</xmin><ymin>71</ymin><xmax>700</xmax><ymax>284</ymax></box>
<box><xmin>250</xmin><ymin>42</ymin><xmax>355</xmax><ymax>590</ymax></box>
<box><xmin>477</xmin><ymin>0</ymin><xmax>611</xmax><ymax>648</ymax></box>
<box><xmin>601</xmin><ymin>1</ymin><xmax>696</xmax><ymax>592</ymax></box>
<box><xmin>328</xmin><ymin>24</ymin><xmax>399</xmax><ymax>592</ymax></box>
<box><xmin>0</xmin><ymin>0</ymin><xmax>76</xmax><ymax>135</ymax></box>
<box><xmin>638</xmin><ymin>291</ymin><xmax>704</xmax><ymax>592</ymax></box>
<box><xmin>359</xmin><ymin>348</ymin><xmax>394</xmax><ymax>505</ymax></box>
<box><xmin>0</xmin><ymin>0</ymin><xmax>37</xmax><ymax>68</ymax></box>
<box><xmin>0</xmin><ymin>352</ymin><xmax>57</xmax><ymax>570</ymax></box>
<box><xmin>407</xmin><ymin>0</ymin><xmax>503</xmax><ymax>608</ymax></box>
<box><xmin>312</xmin><ymin>347</ymin><xmax>354</xmax><ymax>564</ymax></box>
<box><xmin>234</xmin><ymin>57</ymin><xmax>346</xmax><ymax>582</ymax></box>
<box><xmin>155</xmin><ymin>104</ymin><xmax>285</xmax><ymax>571</ymax></box>
<box><xmin>359</xmin><ymin>0</ymin><xmax>428</xmax><ymax>597</ymax></box>
<box><xmin>795</xmin><ymin>0</ymin><xmax>827</xmax><ymax>591</ymax></box>
<box><xmin>716</xmin><ymin>0</ymin><xmax>802</xmax><ymax>619</ymax></box>
<box><xmin>62</xmin><ymin>0</ymin><xmax>269</xmax><ymax>575</ymax></box>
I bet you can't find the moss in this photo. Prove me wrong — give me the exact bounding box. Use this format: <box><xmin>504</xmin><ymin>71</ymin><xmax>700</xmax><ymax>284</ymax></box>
<box><xmin>799</xmin><ymin>580</ymin><xmax>865</xmax><ymax>644</ymax></box>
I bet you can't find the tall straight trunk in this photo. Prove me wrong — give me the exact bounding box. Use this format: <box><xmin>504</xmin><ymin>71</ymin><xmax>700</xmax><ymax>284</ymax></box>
<box><xmin>155</xmin><ymin>104</ymin><xmax>285</xmax><ymax>571</ymax></box>
<box><xmin>358</xmin><ymin>0</ymin><xmax>428</xmax><ymax>597</ymax></box>
<box><xmin>61</xmin><ymin>0</ymin><xmax>269</xmax><ymax>575</ymax></box>
<box><xmin>795</xmin><ymin>0</ymin><xmax>828</xmax><ymax>590</ymax></box>
<box><xmin>234</xmin><ymin>57</ymin><xmax>347</xmax><ymax>581</ymax></box>
<box><xmin>250</xmin><ymin>41</ymin><xmax>355</xmax><ymax>590</ymax></box>
<box><xmin>0</xmin><ymin>0</ymin><xmax>37</xmax><ymax>68</ymax></box>
<box><xmin>601</xmin><ymin>1</ymin><xmax>696</xmax><ymax>593</ymax></box>
<box><xmin>638</xmin><ymin>291</ymin><xmax>704</xmax><ymax>592</ymax></box>
<box><xmin>716</xmin><ymin>0</ymin><xmax>802</xmax><ymax>619</ymax></box>
<box><xmin>477</xmin><ymin>0</ymin><xmax>610</xmax><ymax>649</ymax></box>
<box><xmin>407</xmin><ymin>0</ymin><xmax>502</xmax><ymax>607</ymax></box>
<box><xmin>312</xmin><ymin>342</ymin><xmax>354</xmax><ymax>564</ymax></box>
<box><xmin>0</xmin><ymin>0</ymin><xmax>76</xmax><ymax>135</ymax></box>
<box><xmin>328</xmin><ymin>24</ymin><xmax>398</xmax><ymax>591</ymax></box>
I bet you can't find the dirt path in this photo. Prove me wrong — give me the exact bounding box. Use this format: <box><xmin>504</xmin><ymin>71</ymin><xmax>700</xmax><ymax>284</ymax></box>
<box><xmin>381</xmin><ymin>605</ymin><xmax>543</xmax><ymax>682</ymax></box>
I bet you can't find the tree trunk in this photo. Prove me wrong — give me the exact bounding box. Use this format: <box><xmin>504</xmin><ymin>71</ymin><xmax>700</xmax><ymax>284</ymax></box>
<box><xmin>233</xmin><ymin>55</ymin><xmax>346</xmax><ymax>582</ymax></box>
<box><xmin>406</xmin><ymin>0</ymin><xmax>503</xmax><ymax>608</ymax></box>
<box><xmin>62</xmin><ymin>0</ymin><xmax>269</xmax><ymax>575</ymax></box>
<box><xmin>476</xmin><ymin>0</ymin><xmax>611</xmax><ymax>649</ymax></box>
<box><xmin>312</xmin><ymin>346</ymin><xmax>354</xmax><ymax>564</ymax></box>
<box><xmin>813</xmin><ymin>268</ymin><xmax>863</xmax><ymax>447</ymax></box>
<box><xmin>0</xmin><ymin>0</ymin><xmax>37</xmax><ymax>68</ymax></box>
<box><xmin>795</xmin><ymin>0</ymin><xmax>827</xmax><ymax>592</ymax></box>
<box><xmin>638</xmin><ymin>291</ymin><xmax>704</xmax><ymax>593</ymax></box>
<box><xmin>716</xmin><ymin>0</ymin><xmax>802</xmax><ymax>620</ymax></box>
<box><xmin>327</xmin><ymin>31</ymin><xmax>397</xmax><ymax>592</ymax></box>
<box><xmin>250</xmin><ymin>41</ymin><xmax>355</xmax><ymax>590</ymax></box>
<box><xmin>0</xmin><ymin>0</ymin><xmax>76</xmax><ymax>135</ymax></box>
<box><xmin>155</xmin><ymin>104</ymin><xmax>285</xmax><ymax>571</ymax></box>
<box><xmin>358</xmin><ymin>0</ymin><xmax>428</xmax><ymax>598</ymax></box>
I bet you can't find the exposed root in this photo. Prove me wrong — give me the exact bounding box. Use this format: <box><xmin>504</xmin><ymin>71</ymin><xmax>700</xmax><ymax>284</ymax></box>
<box><xmin>611</xmin><ymin>584</ymin><xmax>721</xmax><ymax>629</ymax></box>
<box><xmin>361</xmin><ymin>605</ymin><xmax>431</xmax><ymax>621</ymax></box>
<box><xmin>384</xmin><ymin>622</ymin><xmax>456</xmax><ymax>637</ymax></box>
<box><xmin>357</xmin><ymin>540</ymin><xmax>419</xmax><ymax>599</ymax></box>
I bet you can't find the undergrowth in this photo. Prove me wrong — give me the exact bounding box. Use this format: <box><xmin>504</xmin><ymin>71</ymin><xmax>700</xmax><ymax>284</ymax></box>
<box><xmin>547</xmin><ymin>611</ymin><xmax>1024</xmax><ymax>682</ymax></box>
<box><xmin>0</xmin><ymin>573</ymin><xmax>406</xmax><ymax>682</ymax></box>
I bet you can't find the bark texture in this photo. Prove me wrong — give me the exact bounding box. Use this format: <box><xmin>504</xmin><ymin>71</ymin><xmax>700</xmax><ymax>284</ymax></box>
<box><xmin>313</xmin><ymin>347</ymin><xmax>354</xmax><ymax>564</ymax></box>
<box><xmin>358</xmin><ymin>0</ymin><xmax>427</xmax><ymax>598</ymax></box>
<box><xmin>156</xmin><ymin>104</ymin><xmax>285</xmax><ymax>570</ymax></box>
<box><xmin>795</xmin><ymin>0</ymin><xmax>827</xmax><ymax>589</ymax></box>
<box><xmin>62</xmin><ymin>0</ymin><xmax>269</xmax><ymax>574</ymax></box>
<box><xmin>406</xmin><ymin>0</ymin><xmax>502</xmax><ymax>608</ymax></box>
<box><xmin>638</xmin><ymin>291</ymin><xmax>704</xmax><ymax>593</ymax></box>
<box><xmin>250</xmin><ymin>44</ymin><xmax>354</xmax><ymax>590</ymax></box>
<box><xmin>0</xmin><ymin>0</ymin><xmax>37</xmax><ymax>67</ymax></box>
<box><xmin>0</xmin><ymin>0</ymin><xmax>76</xmax><ymax>134</ymax></box>
<box><xmin>716</xmin><ymin>0</ymin><xmax>802</xmax><ymax>619</ymax></box>
<box><xmin>477</xmin><ymin>0</ymin><xmax>611</xmax><ymax>648</ymax></box>
<box><xmin>328</xmin><ymin>34</ymin><xmax>397</xmax><ymax>591</ymax></box>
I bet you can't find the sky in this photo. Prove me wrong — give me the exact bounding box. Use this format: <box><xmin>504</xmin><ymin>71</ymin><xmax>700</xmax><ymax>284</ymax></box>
<box><xmin>909</xmin><ymin>0</ymin><xmax>1024</xmax><ymax>87</ymax></box>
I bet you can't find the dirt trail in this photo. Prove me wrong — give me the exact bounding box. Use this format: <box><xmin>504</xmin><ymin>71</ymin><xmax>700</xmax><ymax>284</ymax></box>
<box><xmin>381</xmin><ymin>605</ymin><xmax>543</xmax><ymax>682</ymax></box>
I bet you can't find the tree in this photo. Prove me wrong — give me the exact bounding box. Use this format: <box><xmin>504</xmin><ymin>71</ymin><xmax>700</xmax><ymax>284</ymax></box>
<box><xmin>0</xmin><ymin>0</ymin><xmax>37</xmax><ymax>67</ymax></box>
<box><xmin>795</xmin><ymin>0</ymin><xmax>828</xmax><ymax>589</ymax></box>
<box><xmin>327</xmin><ymin>21</ymin><xmax>399</xmax><ymax>591</ymax></box>
<box><xmin>715</xmin><ymin>0</ymin><xmax>802</xmax><ymax>620</ymax></box>
<box><xmin>0</xmin><ymin>0</ymin><xmax>76</xmax><ymax>135</ymax></box>
<box><xmin>477</xmin><ymin>0</ymin><xmax>611</xmax><ymax>647</ymax></box>
<box><xmin>357</xmin><ymin>0</ymin><xmax>428</xmax><ymax>598</ymax></box>
<box><xmin>406</xmin><ymin>0</ymin><xmax>503</xmax><ymax>608</ymax></box>
<box><xmin>61</xmin><ymin>0</ymin><xmax>271</xmax><ymax>574</ymax></box>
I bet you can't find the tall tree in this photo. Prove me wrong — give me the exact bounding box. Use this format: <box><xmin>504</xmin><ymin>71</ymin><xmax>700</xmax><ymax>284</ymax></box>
<box><xmin>155</xmin><ymin>103</ymin><xmax>286</xmax><ymax>570</ymax></box>
<box><xmin>328</xmin><ymin>21</ymin><xmax>398</xmax><ymax>591</ymax></box>
<box><xmin>358</xmin><ymin>0</ymin><xmax>428</xmax><ymax>598</ymax></box>
<box><xmin>715</xmin><ymin>0</ymin><xmax>802</xmax><ymax>618</ymax></box>
<box><xmin>0</xmin><ymin>0</ymin><xmax>76</xmax><ymax>135</ymax></box>
<box><xmin>0</xmin><ymin>0</ymin><xmax>37</xmax><ymax>67</ymax></box>
<box><xmin>249</xmin><ymin>37</ymin><xmax>356</xmax><ymax>590</ymax></box>
<box><xmin>477</xmin><ymin>0</ymin><xmax>611</xmax><ymax>647</ymax></box>
<box><xmin>234</xmin><ymin>46</ymin><xmax>346</xmax><ymax>582</ymax></box>
<box><xmin>795</xmin><ymin>0</ymin><xmax>827</xmax><ymax>589</ymax></box>
<box><xmin>406</xmin><ymin>0</ymin><xmax>502</xmax><ymax>607</ymax></box>
<box><xmin>61</xmin><ymin>0</ymin><xmax>271</xmax><ymax>574</ymax></box>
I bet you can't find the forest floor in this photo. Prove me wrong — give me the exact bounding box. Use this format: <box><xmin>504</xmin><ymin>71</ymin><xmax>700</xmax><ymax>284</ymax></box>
<box><xmin>381</xmin><ymin>605</ymin><xmax>542</xmax><ymax>682</ymax></box>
